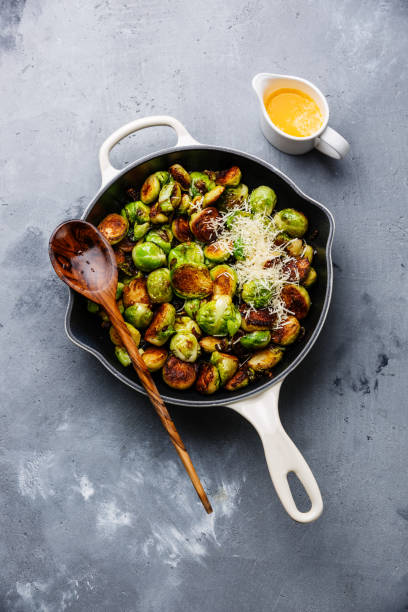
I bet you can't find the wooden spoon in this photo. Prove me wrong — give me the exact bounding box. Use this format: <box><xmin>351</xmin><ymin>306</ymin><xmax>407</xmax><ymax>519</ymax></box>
<box><xmin>49</xmin><ymin>219</ymin><xmax>213</xmax><ymax>514</ymax></box>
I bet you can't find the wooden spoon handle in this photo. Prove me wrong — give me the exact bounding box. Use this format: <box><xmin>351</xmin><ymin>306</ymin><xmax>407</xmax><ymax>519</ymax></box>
<box><xmin>103</xmin><ymin>300</ymin><xmax>213</xmax><ymax>514</ymax></box>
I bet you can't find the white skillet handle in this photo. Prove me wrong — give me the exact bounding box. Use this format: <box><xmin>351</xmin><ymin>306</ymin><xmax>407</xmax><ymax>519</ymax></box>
<box><xmin>230</xmin><ymin>381</ymin><xmax>323</xmax><ymax>523</ymax></box>
<box><xmin>98</xmin><ymin>115</ymin><xmax>199</xmax><ymax>187</ymax></box>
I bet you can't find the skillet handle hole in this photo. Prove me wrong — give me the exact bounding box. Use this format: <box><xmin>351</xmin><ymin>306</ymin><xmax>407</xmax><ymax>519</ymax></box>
<box><xmin>287</xmin><ymin>471</ymin><xmax>312</xmax><ymax>513</ymax></box>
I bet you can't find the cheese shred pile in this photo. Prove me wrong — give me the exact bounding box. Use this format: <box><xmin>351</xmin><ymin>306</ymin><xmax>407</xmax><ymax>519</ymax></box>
<box><xmin>206</xmin><ymin>200</ymin><xmax>300</xmax><ymax>328</ymax></box>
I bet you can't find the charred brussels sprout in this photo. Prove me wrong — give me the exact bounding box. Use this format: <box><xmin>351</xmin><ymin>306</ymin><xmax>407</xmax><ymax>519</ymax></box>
<box><xmin>162</xmin><ymin>355</ymin><xmax>196</xmax><ymax>390</ymax></box>
<box><xmin>109</xmin><ymin>322</ymin><xmax>141</xmax><ymax>347</ymax></box>
<box><xmin>199</xmin><ymin>336</ymin><xmax>229</xmax><ymax>353</ymax></box>
<box><xmin>123</xmin><ymin>278</ymin><xmax>151</xmax><ymax>308</ymax></box>
<box><xmin>281</xmin><ymin>284</ymin><xmax>311</xmax><ymax>319</ymax></box>
<box><xmin>202</xmin><ymin>186</ymin><xmax>225</xmax><ymax>208</ymax></box>
<box><xmin>210</xmin><ymin>351</ymin><xmax>239</xmax><ymax>385</ymax></box>
<box><xmin>144</xmin><ymin>303</ymin><xmax>176</xmax><ymax>346</ymax></box>
<box><xmin>153</xmin><ymin>170</ymin><xmax>170</xmax><ymax>186</ymax></box>
<box><xmin>210</xmin><ymin>264</ymin><xmax>237</xmax><ymax>298</ymax></box>
<box><xmin>239</xmin><ymin>330</ymin><xmax>271</xmax><ymax>351</ymax></box>
<box><xmin>282</xmin><ymin>257</ymin><xmax>311</xmax><ymax>283</ymax></box>
<box><xmin>189</xmin><ymin>207</ymin><xmax>221</xmax><ymax>242</ymax></box>
<box><xmin>171</xmin><ymin>263</ymin><xmax>213</xmax><ymax>299</ymax></box>
<box><xmin>215</xmin><ymin>166</ymin><xmax>242</xmax><ymax>187</ymax></box>
<box><xmin>224</xmin><ymin>366</ymin><xmax>254</xmax><ymax>391</ymax></box>
<box><xmin>248</xmin><ymin>347</ymin><xmax>284</xmax><ymax>371</ymax></box>
<box><xmin>285</xmin><ymin>238</ymin><xmax>303</xmax><ymax>257</ymax></box>
<box><xmin>196</xmin><ymin>296</ymin><xmax>241</xmax><ymax>337</ymax></box>
<box><xmin>184</xmin><ymin>298</ymin><xmax>201</xmax><ymax>319</ymax></box>
<box><xmin>270</xmin><ymin>316</ymin><xmax>301</xmax><ymax>345</ymax></box>
<box><xmin>140</xmin><ymin>346</ymin><xmax>168</xmax><ymax>372</ymax></box>
<box><xmin>98</xmin><ymin>214</ymin><xmax>129</xmax><ymax>245</ymax></box>
<box><xmin>146</xmin><ymin>268</ymin><xmax>173</xmax><ymax>303</ymax></box>
<box><xmin>170</xmin><ymin>332</ymin><xmax>200</xmax><ymax>363</ymax></box>
<box><xmin>141</xmin><ymin>174</ymin><xmax>161</xmax><ymax>204</ymax></box>
<box><xmin>174</xmin><ymin>315</ymin><xmax>201</xmax><ymax>338</ymax></box>
<box><xmin>171</xmin><ymin>217</ymin><xmax>192</xmax><ymax>242</ymax></box>
<box><xmin>168</xmin><ymin>242</ymin><xmax>204</xmax><ymax>269</ymax></box>
<box><xmin>303</xmin><ymin>267</ymin><xmax>317</xmax><ymax>287</ymax></box>
<box><xmin>124</xmin><ymin>303</ymin><xmax>154</xmax><ymax>329</ymax></box>
<box><xmin>204</xmin><ymin>241</ymin><xmax>231</xmax><ymax>264</ymax></box>
<box><xmin>195</xmin><ymin>362</ymin><xmax>220</xmax><ymax>395</ymax></box>
<box><xmin>273</xmin><ymin>208</ymin><xmax>308</xmax><ymax>238</ymax></box>
<box><xmin>178</xmin><ymin>193</ymin><xmax>193</xmax><ymax>215</ymax></box>
<box><xmin>240</xmin><ymin>305</ymin><xmax>277</xmax><ymax>331</ymax></box>
<box><xmin>169</xmin><ymin>164</ymin><xmax>191</xmax><ymax>189</ymax></box>
<box><xmin>132</xmin><ymin>242</ymin><xmax>166</xmax><ymax>272</ymax></box>
<box><xmin>115</xmin><ymin>346</ymin><xmax>131</xmax><ymax>367</ymax></box>
<box><xmin>218</xmin><ymin>184</ymin><xmax>248</xmax><ymax>212</ymax></box>
<box><xmin>149</xmin><ymin>203</ymin><xmax>170</xmax><ymax>224</ymax></box>
<box><xmin>249</xmin><ymin>186</ymin><xmax>277</xmax><ymax>215</ymax></box>
<box><xmin>189</xmin><ymin>171</ymin><xmax>216</xmax><ymax>197</ymax></box>
<box><xmin>145</xmin><ymin>225</ymin><xmax>173</xmax><ymax>254</ymax></box>
<box><xmin>241</xmin><ymin>280</ymin><xmax>275</xmax><ymax>308</ymax></box>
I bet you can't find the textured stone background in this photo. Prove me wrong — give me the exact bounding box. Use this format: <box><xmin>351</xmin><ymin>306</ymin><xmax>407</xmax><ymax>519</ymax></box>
<box><xmin>0</xmin><ymin>1</ymin><xmax>407</xmax><ymax>610</ymax></box>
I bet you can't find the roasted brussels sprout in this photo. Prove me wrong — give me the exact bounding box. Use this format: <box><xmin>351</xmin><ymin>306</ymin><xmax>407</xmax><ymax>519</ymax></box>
<box><xmin>171</xmin><ymin>217</ymin><xmax>193</xmax><ymax>242</ymax></box>
<box><xmin>224</xmin><ymin>366</ymin><xmax>254</xmax><ymax>391</ymax></box>
<box><xmin>239</xmin><ymin>330</ymin><xmax>271</xmax><ymax>351</ymax></box>
<box><xmin>215</xmin><ymin>166</ymin><xmax>242</xmax><ymax>187</ymax></box>
<box><xmin>145</xmin><ymin>225</ymin><xmax>173</xmax><ymax>254</ymax></box>
<box><xmin>174</xmin><ymin>315</ymin><xmax>201</xmax><ymax>338</ymax></box>
<box><xmin>171</xmin><ymin>263</ymin><xmax>213</xmax><ymax>299</ymax></box>
<box><xmin>203</xmin><ymin>241</ymin><xmax>231</xmax><ymax>263</ymax></box>
<box><xmin>302</xmin><ymin>244</ymin><xmax>314</xmax><ymax>262</ymax></box>
<box><xmin>285</xmin><ymin>238</ymin><xmax>303</xmax><ymax>257</ymax></box>
<box><xmin>183</xmin><ymin>298</ymin><xmax>201</xmax><ymax>319</ymax></box>
<box><xmin>162</xmin><ymin>355</ymin><xmax>196</xmax><ymax>390</ymax></box>
<box><xmin>149</xmin><ymin>203</ymin><xmax>169</xmax><ymax>224</ymax></box>
<box><xmin>196</xmin><ymin>296</ymin><xmax>241</xmax><ymax>337</ymax></box>
<box><xmin>120</xmin><ymin>200</ymin><xmax>148</xmax><ymax>225</ymax></box>
<box><xmin>140</xmin><ymin>346</ymin><xmax>168</xmax><ymax>372</ymax></box>
<box><xmin>189</xmin><ymin>207</ymin><xmax>221</xmax><ymax>242</ymax></box>
<box><xmin>122</xmin><ymin>272</ymin><xmax>143</xmax><ymax>285</ymax></box>
<box><xmin>124</xmin><ymin>303</ymin><xmax>154</xmax><ymax>329</ymax></box>
<box><xmin>132</xmin><ymin>242</ymin><xmax>166</xmax><ymax>272</ymax></box>
<box><xmin>115</xmin><ymin>249</ymin><xmax>137</xmax><ymax>276</ymax></box>
<box><xmin>158</xmin><ymin>181</ymin><xmax>181</xmax><ymax>211</ymax></box>
<box><xmin>133</xmin><ymin>222</ymin><xmax>150</xmax><ymax>240</ymax></box>
<box><xmin>249</xmin><ymin>186</ymin><xmax>277</xmax><ymax>215</ymax></box>
<box><xmin>189</xmin><ymin>171</ymin><xmax>216</xmax><ymax>197</ymax></box>
<box><xmin>210</xmin><ymin>264</ymin><xmax>237</xmax><ymax>298</ymax></box>
<box><xmin>141</xmin><ymin>174</ymin><xmax>161</xmax><ymax>204</ymax></box>
<box><xmin>123</xmin><ymin>278</ymin><xmax>151</xmax><ymax>308</ymax></box>
<box><xmin>153</xmin><ymin>170</ymin><xmax>170</xmax><ymax>186</ymax></box>
<box><xmin>146</xmin><ymin>268</ymin><xmax>172</xmax><ymax>303</ymax></box>
<box><xmin>270</xmin><ymin>316</ymin><xmax>301</xmax><ymax>345</ymax></box>
<box><xmin>115</xmin><ymin>282</ymin><xmax>124</xmax><ymax>299</ymax></box>
<box><xmin>169</xmin><ymin>164</ymin><xmax>191</xmax><ymax>189</ymax></box>
<box><xmin>178</xmin><ymin>193</ymin><xmax>193</xmax><ymax>215</ymax></box>
<box><xmin>282</xmin><ymin>257</ymin><xmax>311</xmax><ymax>283</ymax></box>
<box><xmin>195</xmin><ymin>362</ymin><xmax>220</xmax><ymax>395</ymax></box>
<box><xmin>273</xmin><ymin>208</ymin><xmax>308</xmax><ymax>238</ymax></box>
<box><xmin>218</xmin><ymin>184</ymin><xmax>248</xmax><ymax>212</ymax></box>
<box><xmin>248</xmin><ymin>347</ymin><xmax>284</xmax><ymax>371</ymax></box>
<box><xmin>240</xmin><ymin>305</ymin><xmax>276</xmax><ymax>331</ymax></box>
<box><xmin>109</xmin><ymin>322</ymin><xmax>141</xmax><ymax>347</ymax></box>
<box><xmin>98</xmin><ymin>214</ymin><xmax>129</xmax><ymax>245</ymax></box>
<box><xmin>168</xmin><ymin>242</ymin><xmax>204</xmax><ymax>269</ymax></box>
<box><xmin>199</xmin><ymin>336</ymin><xmax>229</xmax><ymax>353</ymax></box>
<box><xmin>303</xmin><ymin>267</ymin><xmax>317</xmax><ymax>287</ymax></box>
<box><xmin>281</xmin><ymin>284</ymin><xmax>311</xmax><ymax>319</ymax></box>
<box><xmin>241</xmin><ymin>280</ymin><xmax>275</xmax><ymax>308</ymax></box>
<box><xmin>170</xmin><ymin>332</ymin><xmax>200</xmax><ymax>362</ymax></box>
<box><xmin>144</xmin><ymin>303</ymin><xmax>176</xmax><ymax>346</ymax></box>
<box><xmin>210</xmin><ymin>351</ymin><xmax>239</xmax><ymax>385</ymax></box>
<box><xmin>87</xmin><ymin>300</ymin><xmax>99</xmax><ymax>313</ymax></box>
<box><xmin>202</xmin><ymin>186</ymin><xmax>225</xmax><ymax>208</ymax></box>
<box><xmin>115</xmin><ymin>346</ymin><xmax>131</xmax><ymax>367</ymax></box>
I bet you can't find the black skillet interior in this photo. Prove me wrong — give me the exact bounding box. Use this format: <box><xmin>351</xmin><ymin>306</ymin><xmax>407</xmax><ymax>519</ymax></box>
<box><xmin>66</xmin><ymin>147</ymin><xmax>333</xmax><ymax>407</ymax></box>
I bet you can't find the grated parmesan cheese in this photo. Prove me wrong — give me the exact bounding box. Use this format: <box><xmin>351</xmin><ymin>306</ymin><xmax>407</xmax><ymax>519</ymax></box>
<box><xmin>204</xmin><ymin>199</ymin><xmax>300</xmax><ymax>328</ymax></box>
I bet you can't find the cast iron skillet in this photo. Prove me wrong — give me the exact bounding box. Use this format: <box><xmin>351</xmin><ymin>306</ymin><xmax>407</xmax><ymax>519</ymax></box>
<box><xmin>65</xmin><ymin>116</ymin><xmax>334</xmax><ymax>523</ymax></box>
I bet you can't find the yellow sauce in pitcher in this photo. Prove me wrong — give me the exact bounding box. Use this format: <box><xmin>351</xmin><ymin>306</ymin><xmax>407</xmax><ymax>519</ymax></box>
<box><xmin>264</xmin><ymin>88</ymin><xmax>323</xmax><ymax>137</ymax></box>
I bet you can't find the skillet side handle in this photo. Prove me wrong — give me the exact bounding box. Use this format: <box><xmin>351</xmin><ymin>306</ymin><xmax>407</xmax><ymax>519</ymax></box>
<box><xmin>230</xmin><ymin>381</ymin><xmax>323</xmax><ymax>523</ymax></box>
<box><xmin>98</xmin><ymin>116</ymin><xmax>199</xmax><ymax>187</ymax></box>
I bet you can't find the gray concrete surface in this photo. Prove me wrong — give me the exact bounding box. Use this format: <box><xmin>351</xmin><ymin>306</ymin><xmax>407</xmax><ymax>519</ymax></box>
<box><xmin>1</xmin><ymin>1</ymin><xmax>407</xmax><ymax>610</ymax></box>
